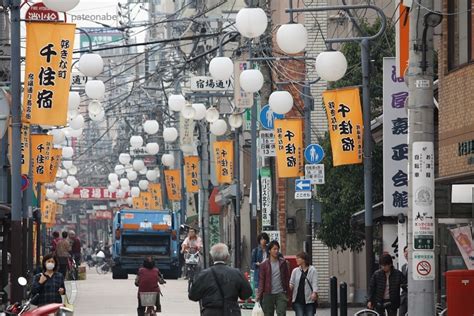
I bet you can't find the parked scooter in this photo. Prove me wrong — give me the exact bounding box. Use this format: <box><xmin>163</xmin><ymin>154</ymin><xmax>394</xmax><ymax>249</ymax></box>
<box><xmin>0</xmin><ymin>278</ymin><xmax>73</xmax><ymax>316</ymax></box>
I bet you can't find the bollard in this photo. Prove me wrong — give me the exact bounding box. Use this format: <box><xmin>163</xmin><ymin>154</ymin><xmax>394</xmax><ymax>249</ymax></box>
<box><xmin>340</xmin><ymin>282</ymin><xmax>348</xmax><ymax>316</ymax></box>
<box><xmin>330</xmin><ymin>276</ymin><xmax>338</xmax><ymax>316</ymax></box>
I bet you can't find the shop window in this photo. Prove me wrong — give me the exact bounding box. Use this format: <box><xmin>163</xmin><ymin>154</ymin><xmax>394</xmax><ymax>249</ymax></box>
<box><xmin>448</xmin><ymin>0</ymin><xmax>472</xmax><ymax>69</ymax></box>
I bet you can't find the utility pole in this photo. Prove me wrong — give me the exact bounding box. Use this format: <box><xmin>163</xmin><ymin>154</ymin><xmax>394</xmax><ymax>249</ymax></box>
<box><xmin>303</xmin><ymin>84</ymin><xmax>313</xmax><ymax>263</ymax></box>
<box><xmin>0</xmin><ymin>0</ymin><xmax>10</xmax><ymax>205</ymax></box>
<box><xmin>407</xmin><ymin>1</ymin><xmax>438</xmax><ymax>315</ymax></box>
<box><xmin>200</xmin><ymin>122</ymin><xmax>210</xmax><ymax>268</ymax></box>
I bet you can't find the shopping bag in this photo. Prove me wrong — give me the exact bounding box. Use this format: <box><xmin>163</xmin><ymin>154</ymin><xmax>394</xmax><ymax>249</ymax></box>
<box><xmin>62</xmin><ymin>294</ymin><xmax>74</xmax><ymax>311</ymax></box>
<box><xmin>252</xmin><ymin>302</ymin><xmax>264</xmax><ymax>316</ymax></box>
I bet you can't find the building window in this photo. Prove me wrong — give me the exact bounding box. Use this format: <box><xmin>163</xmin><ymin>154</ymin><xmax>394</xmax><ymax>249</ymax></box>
<box><xmin>448</xmin><ymin>0</ymin><xmax>472</xmax><ymax>69</ymax></box>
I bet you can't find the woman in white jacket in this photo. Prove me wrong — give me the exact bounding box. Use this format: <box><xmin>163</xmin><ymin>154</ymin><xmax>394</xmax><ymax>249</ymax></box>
<box><xmin>289</xmin><ymin>252</ymin><xmax>318</xmax><ymax>316</ymax></box>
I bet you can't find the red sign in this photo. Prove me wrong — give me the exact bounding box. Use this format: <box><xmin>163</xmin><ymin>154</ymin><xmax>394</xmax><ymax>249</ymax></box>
<box><xmin>25</xmin><ymin>3</ymin><xmax>59</xmax><ymax>21</ymax></box>
<box><xmin>63</xmin><ymin>187</ymin><xmax>129</xmax><ymax>200</ymax></box>
<box><xmin>95</xmin><ymin>210</ymin><xmax>113</xmax><ymax>220</ymax></box>
<box><xmin>416</xmin><ymin>261</ymin><xmax>431</xmax><ymax>276</ymax></box>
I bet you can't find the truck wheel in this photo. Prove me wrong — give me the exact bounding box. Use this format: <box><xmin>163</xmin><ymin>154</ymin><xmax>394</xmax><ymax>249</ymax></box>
<box><xmin>112</xmin><ymin>266</ymin><xmax>128</xmax><ymax>279</ymax></box>
<box><xmin>167</xmin><ymin>267</ymin><xmax>180</xmax><ymax>280</ymax></box>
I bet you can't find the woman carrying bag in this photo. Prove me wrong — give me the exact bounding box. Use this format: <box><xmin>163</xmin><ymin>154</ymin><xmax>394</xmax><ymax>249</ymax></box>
<box><xmin>289</xmin><ymin>252</ymin><xmax>318</xmax><ymax>316</ymax></box>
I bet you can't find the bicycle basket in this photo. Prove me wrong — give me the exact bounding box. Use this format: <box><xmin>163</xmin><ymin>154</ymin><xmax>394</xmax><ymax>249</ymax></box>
<box><xmin>140</xmin><ymin>292</ymin><xmax>158</xmax><ymax>307</ymax></box>
<box><xmin>185</xmin><ymin>254</ymin><xmax>199</xmax><ymax>265</ymax></box>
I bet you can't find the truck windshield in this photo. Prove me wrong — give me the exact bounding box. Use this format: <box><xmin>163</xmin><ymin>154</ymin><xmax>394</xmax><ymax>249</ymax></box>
<box><xmin>122</xmin><ymin>235</ymin><xmax>170</xmax><ymax>256</ymax></box>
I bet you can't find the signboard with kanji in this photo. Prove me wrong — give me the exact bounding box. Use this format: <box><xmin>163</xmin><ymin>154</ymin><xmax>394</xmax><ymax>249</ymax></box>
<box><xmin>322</xmin><ymin>88</ymin><xmax>363</xmax><ymax>166</ymax></box>
<box><xmin>190</xmin><ymin>76</ymin><xmax>233</xmax><ymax>92</ymax></box>
<box><xmin>184</xmin><ymin>156</ymin><xmax>200</xmax><ymax>193</ymax></box>
<box><xmin>412</xmin><ymin>142</ymin><xmax>435</xmax><ymax>250</ymax></box>
<box><xmin>149</xmin><ymin>183</ymin><xmax>164</xmax><ymax>210</ymax></box>
<box><xmin>180</xmin><ymin>114</ymin><xmax>196</xmax><ymax>146</ymax></box>
<box><xmin>22</xmin><ymin>22</ymin><xmax>75</xmax><ymax>125</ymax></box>
<box><xmin>164</xmin><ymin>169</ymin><xmax>181</xmax><ymax>201</ymax></box>
<box><xmin>31</xmin><ymin>134</ymin><xmax>53</xmax><ymax>184</ymax></box>
<box><xmin>213</xmin><ymin>141</ymin><xmax>234</xmax><ymax>184</ymax></box>
<box><xmin>260</xmin><ymin>167</ymin><xmax>272</xmax><ymax>227</ymax></box>
<box><xmin>234</xmin><ymin>60</ymin><xmax>254</xmax><ymax>108</ymax></box>
<box><xmin>274</xmin><ymin>119</ymin><xmax>304</xmax><ymax>178</ymax></box>
<box><xmin>25</xmin><ymin>3</ymin><xmax>59</xmax><ymax>21</ymax></box>
<box><xmin>259</xmin><ymin>131</ymin><xmax>276</xmax><ymax>157</ymax></box>
<box><xmin>412</xmin><ymin>251</ymin><xmax>435</xmax><ymax>280</ymax></box>
<box><xmin>383</xmin><ymin>58</ymin><xmax>409</xmax><ymax>216</ymax></box>
<box><xmin>21</xmin><ymin>124</ymin><xmax>30</xmax><ymax>175</ymax></box>
<box><xmin>305</xmin><ymin>164</ymin><xmax>325</xmax><ymax>184</ymax></box>
<box><xmin>63</xmin><ymin>187</ymin><xmax>127</xmax><ymax>200</ymax></box>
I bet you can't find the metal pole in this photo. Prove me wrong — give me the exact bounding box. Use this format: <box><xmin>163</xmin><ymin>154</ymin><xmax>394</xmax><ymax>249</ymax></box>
<box><xmin>303</xmin><ymin>84</ymin><xmax>313</xmax><ymax>263</ymax></box>
<box><xmin>180</xmin><ymin>151</ymin><xmax>186</xmax><ymax>224</ymax></box>
<box><xmin>200</xmin><ymin>123</ymin><xmax>210</xmax><ymax>268</ymax></box>
<box><xmin>234</xmin><ymin>128</ymin><xmax>241</xmax><ymax>268</ymax></box>
<box><xmin>361</xmin><ymin>38</ymin><xmax>374</xmax><ymax>288</ymax></box>
<box><xmin>249</xmin><ymin>43</ymin><xmax>258</xmax><ymax>252</ymax></box>
<box><xmin>407</xmin><ymin>1</ymin><xmax>436</xmax><ymax>315</ymax></box>
<box><xmin>330</xmin><ymin>276</ymin><xmax>338</xmax><ymax>316</ymax></box>
<box><xmin>340</xmin><ymin>282</ymin><xmax>348</xmax><ymax>316</ymax></box>
<box><xmin>10</xmin><ymin>0</ymin><xmax>23</xmax><ymax>302</ymax></box>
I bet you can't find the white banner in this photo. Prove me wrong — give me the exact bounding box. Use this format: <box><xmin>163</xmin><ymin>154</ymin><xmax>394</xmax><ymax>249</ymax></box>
<box><xmin>383</xmin><ymin>57</ymin><xmax>409</xmax><ymax>216</ymax></box>
<box><xmin>264</xmin><ymin>230</ymin><xmax>281</xmax><ymax>244</ymax></box>
<box><xmin>261</xmin><ymin>175</ymin><xmax>272</xmax><ymax>227</ymax></box>
<box><xmin>449</xmin><ymin>225</ymin><xmax>474</xmax><ymax>270</ymax></box>
<box><xmin>180</xmin><ymin>114</ymin><xmax>195</xmax><ymax>146</ymax></box>
<box><xmin>259</xmin><ymin>131</ymin><xmax>276</xmax><ymax>157</ymax></box>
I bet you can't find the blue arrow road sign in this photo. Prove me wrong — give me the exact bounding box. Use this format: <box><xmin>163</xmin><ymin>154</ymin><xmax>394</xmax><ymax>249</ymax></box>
<box><xmin>304</xmin><ymin>144</ymin><xmax>324</xmax><ymax>164</ymax></box>
<box><xmin>260</xmin><ymin>104</ymin><xmax>284</xmax><ymax>130</ymax></box>
<box><xmin>295</xmin><ymin>179</ymin><xmax>312</xmax><ymax>191</ymax></box>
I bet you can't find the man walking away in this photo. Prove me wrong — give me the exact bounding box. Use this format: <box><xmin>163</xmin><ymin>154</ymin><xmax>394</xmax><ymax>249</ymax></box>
<box><xmin>367</xmin><ymin>253</ymin><xmax>406</xmax><ymax>316</ymax></box>
<box><xmin>69</xmin><ymin>230</ymin><xmax>81</xmax><ymax>265</ymax></box>
<box><xmin>55</xmin><ymin>231</ymin><xmax>71</xmax><ymax>277</ymax></box>
<box><xmin>399</xmin><ymin>246</ymin><xmax>408</xmax><ymax>316</ymax></box>
<box><xmin>256</xmin><ymin>240</ymin><xmax>290</xmax><ymax>316</ymax></box>
<box><xmin>188</xmin><ymin>243</ymin><xmax>252</xmax><ymax>316</ymax></box>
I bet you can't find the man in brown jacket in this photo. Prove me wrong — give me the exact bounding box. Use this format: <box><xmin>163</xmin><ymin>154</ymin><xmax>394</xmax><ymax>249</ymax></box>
<box><xmin>256</xmin><ymin>240</ymin><xmax>290</xmax><ymax>316</ymax></box>
<box><xmin>55</xmin><ymin>231</ymin><xmax>71</xmax><ymax>277</ymax></box>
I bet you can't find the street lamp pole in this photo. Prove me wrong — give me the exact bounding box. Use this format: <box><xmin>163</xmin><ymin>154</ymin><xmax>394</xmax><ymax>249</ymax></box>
<box><xmin>285</xmin><ymin>3</ymin><xmax>386</xmax><ymax>287</ymax></box>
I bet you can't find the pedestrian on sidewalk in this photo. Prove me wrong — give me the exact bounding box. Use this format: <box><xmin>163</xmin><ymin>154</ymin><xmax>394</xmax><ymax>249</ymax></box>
<box><xmin>68</xmin><ymin>230</ymin><xmax>81</xmax><ymax>265</ymax></box>
<box><xmin>135</xmin><ymin>256</ymin><xmax>164</xmax><ymax>315</ymax></box>
<box><xmin>367</xmin><ymin>253</ymin><xmax>406</xmax><ymax>316</ymax></box>
<box><xmin>256</xmin><ymin>240</ymin><xmax>290</xmax><ymax>316</ymax></box>
<box><xmin>50</xmin><ymin>231</ymin><xmax>60</xmax><ymax>253</ymax></box>
<box><xmin>188</xmin><ymin>243</ymin><xmax>252</xmax><ymax>316</ymax></box>
<box><xmin>251</xmin><ymin>233</ymin><xmax>269</xmax><ymax>290</ymax></box>
<box><xmin>289</xmin><ymin>252</ymin><xmax>318</xmax><ymax>316</ymax></box>
<box><xmin>55</xmin><ymin>231</ymin><xmax>71</xmax><ymax>278</ymax></box>
<box><xmin>399</xmin><ymin>246</ymin><xmax>408</xmax><ymax>316</ymax></box>
<box><xmin>31</xmin><ymin>253</ymin><xmax>65</xmax><ymax>306</ymax></box>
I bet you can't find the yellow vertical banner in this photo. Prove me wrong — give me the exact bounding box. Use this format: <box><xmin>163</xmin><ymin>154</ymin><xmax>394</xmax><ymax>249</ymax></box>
<box><xmin>164</xmin><ymin>169</ymin><xmax>182</xmax><ymax>201</ymax></box>
<box><xmin>322</xmin><ymin>88</ymin><xmax>363</xmax><ymax>166</ymax></box>
<box><xmin>31</xmin><ymin>134</ymin><xmax>53</xmax><ymax>183</ymax></box>
<box><xmin>46</xmin><ymin>148</ymin><xmax>62</xmax><ymax>183</ymax></box>
<box><xmin>141</xmin><ymin>192</ymin><xmax>153</xmax><ymax>210</ymax></box>
<box><xmin>184</xmin><ymin>156</ymin><xmax>200</xmax><ymax>193</ymax></box>
<box><xmin>133</xmin><ymin>195</ymin><xmax>144</xmax><ymax>209</ymax></box>
<box><xmin>149</xmin><ymin>183</ymin><xmax>164</xmax><ymax>210</ymax></box>
<box><xmin>21</xmin><ymin>124</ymin><xmax>30</xmax><ymax>175</ymax></box>
<box><xmin>41</xmin><ymin>200</ymin><xmax>55</xmax><ymax>223</ymax></box>
<box><xmin>274</xmin><ymin>119</ymin><xmax>304</xmax><ymax>178</ymax></box>
<box><xmin>22</xmin><ymin>22</ymin><xmax>76</xmax><ymax>125</ymax></box>
<box><xmin>213</xmin><ymin>141</ymin><xmax>234</xmax><ymax>184</ymax></box>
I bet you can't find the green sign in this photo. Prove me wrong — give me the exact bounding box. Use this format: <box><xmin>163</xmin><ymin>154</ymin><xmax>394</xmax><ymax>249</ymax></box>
<box><xmin>414</xmin><ymin>236</ymin><xmax>434</xmax><ymax>250</ymax></box>
<box><xmin>80</xmin><ymin>27</ymin><xmax>123</xmax><ymax>51</ymax></box>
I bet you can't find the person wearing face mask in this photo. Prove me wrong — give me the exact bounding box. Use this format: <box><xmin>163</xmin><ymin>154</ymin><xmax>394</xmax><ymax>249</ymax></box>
<box><xmin>31</xmin><ymin>253</ymin><xmax>66</xmax><ymax>306</ymax></box>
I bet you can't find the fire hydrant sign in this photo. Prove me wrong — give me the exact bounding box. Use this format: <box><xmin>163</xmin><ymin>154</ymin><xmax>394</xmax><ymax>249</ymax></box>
<box><xmin>412</xmin><ymin>251</ymin><xmax>435</xmax><ymax>280</ymax></box>
<box><xmin>412</xmin><ymin>142</ymin><xmax>435</xmax><ymax>250</ymax></box>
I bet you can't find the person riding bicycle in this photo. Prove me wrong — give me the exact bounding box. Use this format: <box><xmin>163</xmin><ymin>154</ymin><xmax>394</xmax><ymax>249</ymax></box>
<box><xmin>135</xmin><ymin>256</ymin><xmax>164</xmax><ymax>315</ymax></box>
<box><xmin>181</xmin><ymin>228</ymin><xmax>202</xmax><ymax>279</ymax></box>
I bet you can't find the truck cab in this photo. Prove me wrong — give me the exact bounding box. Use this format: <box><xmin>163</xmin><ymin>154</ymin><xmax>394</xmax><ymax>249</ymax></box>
<box><xmin>112</xmin><ymin>209</ymin><xmax>180</xmax><ymax>279</ymax></box>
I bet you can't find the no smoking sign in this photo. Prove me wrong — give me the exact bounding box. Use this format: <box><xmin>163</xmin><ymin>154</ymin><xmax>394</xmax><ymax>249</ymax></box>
<box><xmin>412</xmin><ymin>251</ymin><xmax>435</xmax><ymax>280</ymax></box>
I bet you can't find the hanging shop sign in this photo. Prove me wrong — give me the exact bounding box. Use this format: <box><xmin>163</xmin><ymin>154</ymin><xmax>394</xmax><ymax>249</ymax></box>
<box><xmin>259</xmin><ymin>130</ymin><xmax>276</xmax><ymax>157</ymax></box>
<box><xmin>184</xmin><ymin>156</ymin><xmax>200</xmax><ymax>193</ymax></box>
<box><xmin>449</xmin><ymin>225</ymin><xmax>474</xmax><ymax>270</ymax></box>
<box><xmin>31</xmin><ymin>134</ymin><xmax>53</xmax><ymax>184</ymax></box>
<box><xmin>22</xmin><ymin>22</ymin><xmax>76</xmax><ymax>125</ymax></box>
<box><xmin>190</xmin><ymin>76</ymin><xmax>233</xmax><ymax>92</ymax></box>
<box><xmin>180</xmin><ymin>114</ymin><xmax>196</xmax><ymax>146</ymax></box>
<box><xmin>164</xmin><ymin>169</ymin><xmax>182</xmax><ymax>201</ymax></box>
<box><xmin>383</xmin><ymin>58</ymin><xmax>409</xmax><ymax>216</ymax></box>
<box><xmin>260</xmin><ymin>167</ymin><xmax>272</xmax><ymax>227</ymax></box>
<box><xmin>322</xmin><ymin>88</ymin><xmax>363</xmax><ymax>167</ymax></box>
<box><xmin>274</xmin><ymin>119</ymin><xmax>304</xmax><ymax>178</ymax></box>
<box><xmin>41</xmin><ymin>200</ymin><xmax>56</xmax><ymax>224</ymax></box>
<box><xmin>47</xmin><ymin>148</ymin><xmax>62</xmax><ymax>183</ymax></box>
<box><xmin>63</xmin><ymin>187</ymin><xmax>127</xmax><ymax>200</ymax></box>
<box><xmin>149</xmin><ymin>183</ymin><xmax>164</xmax><ymax>210</ymax></box>
<box><xmin>213</xmin><ymin>140</ymin><xmax>234</xmax><ymax>184</ymax></box>
<box><xmin>21</xmin><ymin>124</ymin><xmax>31</xmax><ymax>175</ymax></box>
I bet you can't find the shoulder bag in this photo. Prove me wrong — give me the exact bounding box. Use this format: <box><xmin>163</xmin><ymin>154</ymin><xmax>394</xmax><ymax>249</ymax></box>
<box><xmin>210</xmin><ymin>267</ymin><xmax>236</xmax><ymax>316</ymax></box>
<box><xmin>303</xmin><ymin>268</ymin><xmax>318</xmax><ymax>310</ymax></box>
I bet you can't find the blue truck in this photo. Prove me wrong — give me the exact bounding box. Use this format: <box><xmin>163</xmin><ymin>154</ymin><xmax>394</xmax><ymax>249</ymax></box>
<box><xmin>112</xmin><ymin>209</ymin><xmax>181</xmax><ymax>280</ymax></box>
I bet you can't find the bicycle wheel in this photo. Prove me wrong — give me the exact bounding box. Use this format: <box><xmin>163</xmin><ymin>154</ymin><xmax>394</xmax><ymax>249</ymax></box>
<box><xmin>96</xmin><ymin>263</ymin><xmax>105</xmax><ymax>274</ymax></box>
<box><xmin>354</xmin><ymin>309</ymin><xmax>380</xmax><ymax>316</ymax></box>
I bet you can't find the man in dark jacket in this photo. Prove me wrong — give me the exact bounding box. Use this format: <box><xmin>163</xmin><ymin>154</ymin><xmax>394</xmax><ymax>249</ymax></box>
<box><xmin>368</xmin><ymin>253</ymin><xmax>406</xmax><ymax>316</ymax></box>
<box><xmin>399</xmin><ymin>246</ymin><xmax>408</xmax><ymax>316</ymax></box>
<box><xmin>189</xmin><ymin>243</ymin><xmax>252</xmax><ymax>316</ymax></box>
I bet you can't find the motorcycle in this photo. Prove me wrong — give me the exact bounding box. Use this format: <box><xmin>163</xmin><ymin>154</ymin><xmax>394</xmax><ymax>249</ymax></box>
<box><xmin>1</xmin><ymin>278</ymin><xmax>73</xmax><ymax>316</ymax></box>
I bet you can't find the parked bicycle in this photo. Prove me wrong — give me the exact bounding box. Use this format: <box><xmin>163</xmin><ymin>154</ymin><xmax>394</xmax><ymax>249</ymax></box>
<box><xmin>96</xmin><ymin>257</ymin><xmax>112</xmax><ymax>275</ymax></box>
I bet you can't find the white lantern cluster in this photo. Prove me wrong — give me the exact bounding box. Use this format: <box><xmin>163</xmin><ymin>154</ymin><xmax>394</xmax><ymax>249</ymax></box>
<box><xmin>315</xmin><ymin>50</ymin><xmax>348</xmax><ymax>82</ymax></box>
<box><xmin>144</xmin><ymin>120</ymin><xmax>159</xmax><ymax>135</ymax></box>
<box><xmin>276</xmin><ymin>23</ymin><xmax>308</xmax><ymax>54</ymax></box>
<box><xmin>163</xmin><ymin>127</ymin><xmax>178</xmax><ymax>143</ymax></box>
<box><xmin>269</xmin><ymin>91</ymin><xmax>294</xmax><ymax>115</ymax></box>
<box><xmin>235</xmin><ymin>8</ymin><xmax>268</xmax><ymax>39</ymax></box>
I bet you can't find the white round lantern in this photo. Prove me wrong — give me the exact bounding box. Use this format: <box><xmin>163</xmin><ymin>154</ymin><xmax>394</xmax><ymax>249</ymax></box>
<box><xmin>133</xmin><ymin>159</ymin><xmax>145</xmax><ymax>171</ymax></box>
<box><xmin>111</xmin><ymin>180</ymin><xmax>120</xmax><ymax>188</ymax></box>
<box><xmin>240</xmin><ymin>69</ymin><xmax>264</xmax><ymax>93</ymax></box>
<box><xmin>62</xmin><ymin>147</ymin><xmax>74</xmax><ymax>159</ymax></box>
<box><xmin>78</xmin><ymin>53</ymin><xmax>104</xmax><ymax>77</ymax></box>
<box><xmin>60</xmin><ymin>169</ymin><xmax>68</xmax><ymax>178</ymax></box>
<box><xmin>146</xmin><ymin>143</ymin><xmax>159</xmax><ymax>155</ymax></box>
<box><xmin>68</xmin><ymin>92</ymin><xmax>80</xmax><ymax>111</ymax></box>
<box><xmin>143</xmin><ymin>120</ymin><xmax>159</xmax><ymax>135</ymax></box>
<box><xmin>50</xmin><ymin>129</ymin><xmax>65</xmax><ymax>145</ymax></box>
<box><xmin>131</xmin><ymin>187</ymin><xmax>140</xmax><ymax>198</ymax></box>
<box><xmin>316</xmin><ymin>51</ymin><xmax>348</xmax><ymax>82</ymax></box>
<box><xmin>192</xmin><ymin>103</ymin><xmax>207</xmax><ymax>121</ymax></box>
<box><xmin>108</xmin><ymin>185</ymin><xmax>117</xmax><ymax>193</ymax></box>
<box><xmin>205</xmin><ymin>106</ymin><xmax>219</xmax><ymax>123</ymax></box>
<box><xmin>71</xmin><ymin>179</ymin><xmax>79</xmax><ymax>188</ymax></box>
<box><xmin>130</xmin><ymin>135</ymin><xmax>144</xmax><ymax>148</ymax></box>
<box><xmin>68</xmin><ymin>128</ymin><xmax>83</xmax><ymax>138</ymax></box>
<box><xmin>146</xmin><ymin>170</ymin><xmax>158</xmax><ymax>181</ymax></box>
<box><xmin>228</xmin><ymin>113</ymin><xmax>244</xmax><ymax>128</ymax></box>
<box><xmin>139</xmin><ymin>167</ymin><xmax>148</xmax><ymax>175</ymax></box>
<box><xmin>163</xmin><ymin>127</ymin><xmax>178</xmax><ymax>143</ymax></box>
<box><xmin>127</xmin><ymin>197</ymin><xmax>133</xmax><ymax>206</ymax></box>
<box><xmin>57</xmin><ymin>191</ymin><xmax>65</xmax><ymax>199</ymax></box>
<box><xmin>63</xmin><ymin>185</ymin><xmax>74</xmax><ymax>194</ymax></box>
<box><xmin>269</xmin><ymin>91</ymin><xmax>294</xmax><ymax>115</ymax></box>
<box><xmin>90</xmin><ymin>109</ymin><xmax>105</xmax><ymax>122</ymax></box>
<box><xmin>210</xmin><ymin>119</ymin><xmax>228</xmax><ymax>136</ymax></box>
<box><xmin>161</xmin><ymin>154</ymin><xmax>174</xmax><ymax>167</ymax></box>
<box><xmin>55</xmin><ymin>180</ymin><xmax>65</xmax><ymax>190</ymax></box>
<box><xmin>209</xmin><ymin>57</ymin><xmax>234</xmax><ymax>80</ymax></box>
<box><xmin>119</xmin><ymin>178</ymin><xmax>129</xmax><ymax>188</ymax></box>
<box><xmin>125</xmin><ymin>164</ymin><xmax>133</xmax><ymax>173</ymax></box>
<box><xmin>168</xmin><ymin>94</ymin><xmax>186</xmax><ymax>112</ymax></box>
<box><xmin>127</xmin><ymin>170</ymin><xmax>138</xmax><ymax>181</ymax></box>
<box><xmin>62</xmin><ymin>160</ymin><xmax>73</xmax><ymax>169</ymax></box>
<box><xmin>115</xmin><ymin>164</ymin><xmax>125</xmax><ymax>175</ymax></box>
<box><xmin>88</xmin><ymin>100</ymin><xmax>102</xmax><ymax>115</ymax></box>
<box><xmin>68</xmin><ymin>165</ymin><xmax>78</xmax><ymax>175</ymax></box>
<box><xmin>139</xmin><ymin>180</ymin><xmax>149</xmax><ymax>191</ymax></box>
<box><xmin>108</xmin><ymin>173</ymin><xmax>118</xmax><ymax>182</ymax></box>
<box><xmin>182</xmin><ymin>104</ymin><xmax>196</xmax><ymax>119</ymax></box>
<box><xmin>43</xmin><ymin>0</ymin><xmax>79</xmax><ymax>12</ymax></box>
<box><xmin>69</xmin><ymin>114</ymin><xmax>84</xmax><ymax>130</ymax></box>
<box><xmin>235</xmin><ymin>8</ymin><xmax>268</xmax><ymax>38</ymax></box>
<box><xmin>85</xmin><ymin>80</ymin><xmax>105</xmax><ymax>100</ymax></box>
<box><xmin>121</xmin><ymin>185</ymin><xmax>130</xmax><ymax>193</ymax></box>
<box><xmin>276</xmin><ymin>23</ymin><xmax>308</xmax><ymax>54</ymax></box>
<box><xmin>119</xmin><ymin>153</ymin><xmax>131</xmax><ymax>165</ymax></box>
<box><xmin>66</xmin><ymin>175</ymin><xmax>76</xmax><ymax>185</ymax></box>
